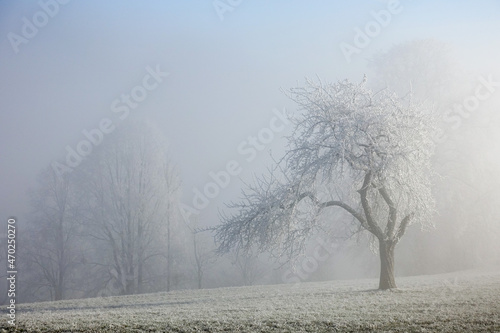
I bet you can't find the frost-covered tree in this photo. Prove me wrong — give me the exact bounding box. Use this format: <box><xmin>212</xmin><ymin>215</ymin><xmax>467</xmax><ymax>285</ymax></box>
<box><xmin>216</xmin><ymin>78</ymin><xmax>436</xmax><ymax>289</ymax></box>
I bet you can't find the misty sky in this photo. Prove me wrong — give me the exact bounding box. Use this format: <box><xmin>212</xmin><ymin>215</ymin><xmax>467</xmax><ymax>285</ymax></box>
<box><xmin>1</xmin><ymin>0</ymin><xmax>499</xmax><ymax>227</ymax></box>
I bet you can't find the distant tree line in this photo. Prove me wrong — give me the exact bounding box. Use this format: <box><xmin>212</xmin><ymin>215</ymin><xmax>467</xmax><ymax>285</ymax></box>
<box><xmin>12</xmin><ymin>121</ymin><xmax>276</xmax><ymax>304</ymax></box>
<box><xmin>17</xmin><ymin>122</ymin><xmax>187</xmax><ymax>301</ymax></box>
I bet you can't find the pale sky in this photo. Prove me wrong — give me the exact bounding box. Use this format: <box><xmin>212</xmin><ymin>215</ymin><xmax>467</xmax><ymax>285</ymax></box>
<box><xmin>1</xmin><ymin>0</ymin><xmax>499</xmax><ymax>226</ymax></box>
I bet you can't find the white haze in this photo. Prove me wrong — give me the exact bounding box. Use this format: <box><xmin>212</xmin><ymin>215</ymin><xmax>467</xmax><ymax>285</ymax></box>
<box><xmin>0</xmin><ymin>0</ymin><xmax>499</xmax><ymax>301</ymax></box>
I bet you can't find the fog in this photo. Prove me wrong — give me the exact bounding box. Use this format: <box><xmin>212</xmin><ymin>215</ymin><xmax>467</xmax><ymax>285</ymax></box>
<box><xmin>1</xmin><ymin>0</ymin><xmax>499</xmax><ymax>303</ymax></box>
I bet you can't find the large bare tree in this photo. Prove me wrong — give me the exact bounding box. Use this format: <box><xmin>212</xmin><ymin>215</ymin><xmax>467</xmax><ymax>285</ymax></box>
<box><xmin>79</xmin><ymin>122</ymin><xmax>180</xmax><ymax>295</ymax></box>
<box><xmin>26</xmin><ymin>167</ymin><xmax>80</xmax><ymax>300</ymax></box>
<box><xmin>216</xmin><ymin>78</ymin><xmax>436</xmax><ymax>289</ymax></box>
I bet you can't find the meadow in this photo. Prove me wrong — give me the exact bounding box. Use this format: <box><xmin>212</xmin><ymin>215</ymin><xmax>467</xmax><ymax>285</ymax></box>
<box><xmin>2</xmin><ymin>269</ymin><xmax>499</xmax><ymax>332</ymax></box>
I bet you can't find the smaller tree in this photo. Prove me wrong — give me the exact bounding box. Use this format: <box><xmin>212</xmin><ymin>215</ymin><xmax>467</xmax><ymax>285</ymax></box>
<box><xmin>162</xmin><ymin>160</ymin><xmax>181</xmax><ymax>292</ymax></box>
<box><xmin>189</xmin><ymin>219</ymin><xmax>216</xmax><ymax>289</ymax></box>
<box><xmin>215</xmin><ymin>77</ymin><xmax>436</xmax><ymax>289</ymax></box>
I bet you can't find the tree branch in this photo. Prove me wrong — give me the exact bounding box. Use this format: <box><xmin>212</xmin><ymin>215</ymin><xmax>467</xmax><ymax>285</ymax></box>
<box><xmin>294</xmin><ymin>191</ymin><xmax>372</xmax><ymax>234</ymax></box>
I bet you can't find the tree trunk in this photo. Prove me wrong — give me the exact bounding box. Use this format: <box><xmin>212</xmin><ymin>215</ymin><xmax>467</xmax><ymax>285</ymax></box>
<box><xmin>54</xmin><ymin>286</ymin><xmax>63</xmax><ymax>301</ymax></box>
<box><xmin>379</xmin><ymin>239</ymin><xmax>397</xmax><ymax>290</ymax></box>
<box><xmin>166</xmin><ymin>215</ymin><xmax>171</xmax><ymax>292</ymax></box>
<box><xmin>137</xmin><ymin>222</ymin><xmax>144</xmax><ymax>294</ymax></box>
<box><xmin>197</xmin><ymin>271</ymin><xmax>202</xmax><ymax>289</ymax></box>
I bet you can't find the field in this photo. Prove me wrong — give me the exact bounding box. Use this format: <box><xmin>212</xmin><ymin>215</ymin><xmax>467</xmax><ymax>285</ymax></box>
<box><xmin>2</xmin><ymin>269</ymin><xmax>500</xmax><ymax>332</ymax></box>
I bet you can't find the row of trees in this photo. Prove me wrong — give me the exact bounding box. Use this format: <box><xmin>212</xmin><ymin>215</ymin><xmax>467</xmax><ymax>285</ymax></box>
<box><xmin>12</xmin><ymin>121</ymin><xmax>278</xmax><ymax>303</ymax></box>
